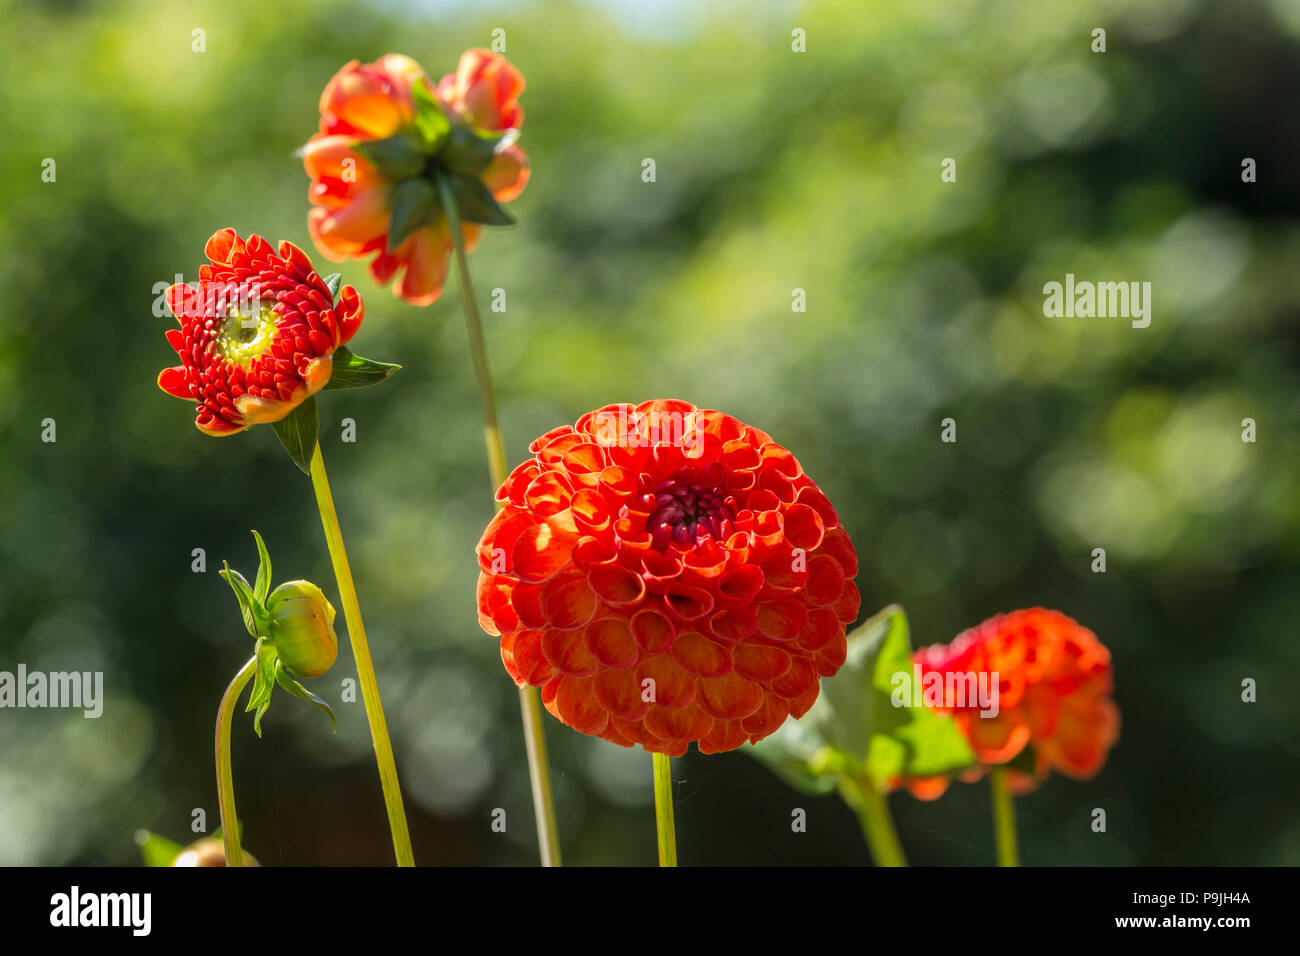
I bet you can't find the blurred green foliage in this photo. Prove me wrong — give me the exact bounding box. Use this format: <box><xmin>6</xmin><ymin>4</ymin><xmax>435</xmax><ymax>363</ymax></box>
<box><xmin>1</xmin><ymin>0</ymin><xmax>1298</xmax><ymax>864</ymax></box>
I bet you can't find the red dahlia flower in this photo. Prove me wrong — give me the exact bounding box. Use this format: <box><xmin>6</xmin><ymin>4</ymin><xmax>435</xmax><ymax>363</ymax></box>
<box><xmin>475</xmin><ymin>401</ymin><xmax>861</xmax><ymax>756</ymax></box>
<box><xmin>304</xmin><ymin>50</ymin><xmax>528</xmax><ymax>307</ymax></box>
<box><xmin>914</xmin><ymin>608</ymin><xmax>1119</xmax><ymax>784</ymax></box>
<box><xmin>157</xmin><ymin>229</ymin><xmax>363</xmax><ymax>436</ymax></box>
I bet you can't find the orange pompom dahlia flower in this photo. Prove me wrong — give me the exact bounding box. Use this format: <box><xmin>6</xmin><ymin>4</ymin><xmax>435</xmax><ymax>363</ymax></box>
<box><xmin>914</xmin><ymin>608</ymin><xmax>1119</xmax><ymax>783</ymax></box>
<box><xmin>475</xmin><ymin>401</ymin><xmax>861</xmax><ymax>757</ymax></box>
<box><xmin>157</xmin><ymin>229</ymin><xmax>364</xmax><ymax>436</ymax></box>
<box><xmin>303</xmin><ymin>50</ymin><xmax>528</xmax><ymax>307</ymax></box>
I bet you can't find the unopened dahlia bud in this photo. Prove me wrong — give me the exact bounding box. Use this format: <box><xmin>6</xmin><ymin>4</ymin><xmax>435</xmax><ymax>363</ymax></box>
<box><xmin>172</xmin><ymin>837</ymin><xmax>260</xmax><ymax>867</ymax></box>
<box><xmin>266</xmin><ymin>580</ymin><xmax>338</xmax><ymax>679</ymax></box>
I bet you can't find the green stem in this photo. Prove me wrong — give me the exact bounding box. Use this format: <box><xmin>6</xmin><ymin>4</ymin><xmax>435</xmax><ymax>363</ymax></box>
<box><xmin>436</xmin><ymin>172</ymin><xmax>562</xmax><ymax>867</ymax></box>
<box><xmin>652</xmin><ymin>752</ymin><xmax>677</xmax><ymax>867</ymax></box>
<box><xmin>308</xmin><ymin>443</ymin><xmax>415</xmax><ymax>867</ymax></box>
<box><xmin>215</xmin><ymin>656</ymin><xmax>256</xmax><ymax>868</ymax></box>
<box><xmin>838</xmin><ymin>775</ymin><xmax>908</xmax><ymax>866</ymax></box>
<box><xmin>990</xmin><ymin>766</ymin><xmax>1020</xmax><ymax>867</ymax></box>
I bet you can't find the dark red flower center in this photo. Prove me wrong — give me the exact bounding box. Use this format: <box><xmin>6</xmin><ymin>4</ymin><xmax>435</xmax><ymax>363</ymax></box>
<box><xmin>640</xmin><ymin>465</ymin><xmax>737</xmax><ymax>551</ymax></box>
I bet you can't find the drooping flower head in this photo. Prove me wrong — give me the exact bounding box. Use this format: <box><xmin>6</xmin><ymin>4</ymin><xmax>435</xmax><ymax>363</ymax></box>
<box><xmin>475</xmin><ymin>401</ymin><xmax>861</xmax><ymax>756</ymax></box>
<box><xmin>914</xmin><ymin>608</ymin><xmax>1119</xmax><ymax>786</ymax></box>
<box><xmin>303</xmin><ymin>50</ymin><xmax>528</xmax><ymax>307</ymax></box>
<box><xmin>157</xmin><ymin>229</ymin><xmax>364</xmax><ymax>436</ymax></box>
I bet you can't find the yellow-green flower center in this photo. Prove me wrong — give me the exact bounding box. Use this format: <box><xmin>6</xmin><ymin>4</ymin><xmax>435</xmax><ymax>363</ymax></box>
<box><xmin>216</xmin><ymin>300</ymin><xmax>279</xmax><ymax>368</ymax></box>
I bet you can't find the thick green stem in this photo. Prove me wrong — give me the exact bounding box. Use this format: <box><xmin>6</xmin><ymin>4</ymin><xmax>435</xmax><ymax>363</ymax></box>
<box><xmin>652</xmin><ymin>752</ymin><xmax>677</xmax><ymax>867</ymax></box>
<box><xmin>215</xmin><ymin>656</ymin><xmax>256</xmax><ymax>868</ymax></box>
<box><xmin>990</xmin><ymin>766</ymin><xmax>1020</xmax><ymax>867</ymax></box>
<box><xmin>309</xmin><ymin>444</ymin><xmax>415</xmax><ymax>867</ymax></box>
<box><xmin>838</xmin><ymin>775</ymin><xmax>908</xmax><ymax>866</ymax></box>
<box><xmin>436</xmin><ymin>172</ymin><xmax>562</xmax><ymax>867</ymax></box>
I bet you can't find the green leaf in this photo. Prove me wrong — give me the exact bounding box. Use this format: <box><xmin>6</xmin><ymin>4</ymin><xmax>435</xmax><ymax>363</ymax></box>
<box><xmin>746</xmin><ymin>604</ymin><xmax>976</xmax><ymax>796</ymax></box>
<box><xmin>448</xmin><ymin>173</ymin><xmax>514</xmax><ymax>226</ymax></box>
<box><xmin>251</xmin><ymin>530</ymin><xmax>271</xmax><ymax>604</ymax></box>
<box><xmin>219</xmin><ymin>562</ymin><xmax>261</xmax><ymax>637</ymax></box>
<box><xmin>274</xmin><ymin>661</ymin><xmax>337</xmax><ymax>734</ymax></box>
<box><xmin>386</xmin><ymin>178</ymin><xmax>441</xmax><ymax>252</ymax></box>
<box><xmin>440</xmin><ymin>125</ymin><xmax>512</xmax><ymax>177</ymax></box>
<box><xmin>748</xmin><ymin>721</ymin><xmax>838</xmax><ymax>796</ymax></box>
<box><xmin>411</xmin><ymin>78</ymin><xmax>451</xmax><ymax>151</ymax></box>
<box><xmin>134</xmin><ymin>829</ymin><xmax>185</xmax><ymax>867</ymax></box>
<box><xmin>245</xmin><ymin>638</ymin><xmax>279</xmax><ymax>737</ymax></box>
<box><xmin>324</xmin><ymin>273</ymin><xmax>342</xmax><ymax>299</ymax></box>
<box><xmin>808</xmin><ymin>605</ymin><xmax>975</xmax><ymax>786</ymax></box>
<box><xmin>271</xmin><ymin>396</ymin><xmax>319</xmax><ymax>476</ymax></box>
<box><xmin>323</xmin><ymin>345</ymin><xmax>402</xmax><ymax>391</ymax></box>
<box><xmin>353</xmin><ymin>133</ymin><xmax>426</xmax><ymax>181</ymax></box>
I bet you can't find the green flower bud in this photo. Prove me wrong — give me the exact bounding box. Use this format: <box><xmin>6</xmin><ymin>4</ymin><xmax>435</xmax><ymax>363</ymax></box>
<box><xmin>266</xmin><ymin>580</ymin><xmax>338</xmax><ymax>679</ymax></box>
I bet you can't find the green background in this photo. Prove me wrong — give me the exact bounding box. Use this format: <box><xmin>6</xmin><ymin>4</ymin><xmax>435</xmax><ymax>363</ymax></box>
<box><xmin>1</xmin><ymin>0</ymin><xmax>1298</xmax><ymax>865</ymax></box>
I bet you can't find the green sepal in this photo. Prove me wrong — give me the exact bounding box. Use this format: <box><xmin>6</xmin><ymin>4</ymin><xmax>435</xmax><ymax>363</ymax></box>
<box><xmin>386</xmin><ymin>178</ymin><xmax>440</xmax><ymax>252</ymax></box>
<box><xmin>411</xmin><ymin>78</ymin><xmax>451</xmax><ymax>151</ymax></box>
<box><xmin>134</xmin><ymin>829</ymin><xmax>185</xmax><ymax>867</ymax></box>
<box><xmin>446</xmin><ymin>172</ymin><xmax>514</xmax><ymax>226</ymax></box>
<box><xmin>251</xmin><ymin>530</ymin><xmax>272</xmax><ymax>604</ymax></box>
<box><xmin>324</xmin><ymin>273</ymin><xmax>342</xmax><ymax>299</ymax></box>
<box><xmin>245</xmin><ymin>638</ymin><xmax>279</xmax><ymax>737</ymax></box>
<box><xmin>440</xmin><ymin>125</ymin><xmax>512</xmax><ymax>178</ymax></box>
<box><xmin>219</xmin><ymin>562</ymin><xmax>264</xmax><ymax>638</ymax></box>
<box><xmin>274</xmin><ymin>660</ymin><xmax>337</xmax><ymax>734</ymax></box>
<box><xmin>271</xmin><ymin>396</ymin><xmax>319</xmax><ymax>476</ymax></box>
<box><xmin>353</xmin><ymin>132</ymin><xmax>426</xmax><ymax>181</ymax></box>
<box><xmin>323</xmin><ymin>345</ymin><xmax>402</xmax><ymax>391</ymax></box>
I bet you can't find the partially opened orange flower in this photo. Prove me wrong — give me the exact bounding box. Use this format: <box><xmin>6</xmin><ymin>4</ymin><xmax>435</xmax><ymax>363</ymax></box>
<box><xmin>303</xmin><ymin>50</ymin><xmax>528</xmax><ymax>307</ymax></box>
<box><xmin>475</xmin><ymin>401</ymin><xmax>860</xmax><ymax>757</ymax></box>
<box><xmin>157</xmin><ymin>229</ymin><xmax>364</xmax><ymax>436</ymax></box>
<box><xmin>914</xmin><ymin>608</ymin><xmax>1119</xmax><ymax>787</ymax></box>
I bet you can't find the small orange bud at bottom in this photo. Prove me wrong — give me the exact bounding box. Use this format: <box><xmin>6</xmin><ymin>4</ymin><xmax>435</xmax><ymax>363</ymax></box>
<box><xmin>172</xmin><ymin>837</ymin><xmax>260</xmax><ymax>867</ymax></box>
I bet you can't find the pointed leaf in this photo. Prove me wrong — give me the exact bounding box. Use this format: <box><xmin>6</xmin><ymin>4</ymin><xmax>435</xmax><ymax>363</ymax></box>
<box><xmin>807</xmin><ymin>605</ymin><xmax>975</xmax><ymax>787</ymax></box>
<box><xmin>747</xmin><ymin>605</ymin><xmax>976</xmax><ymax>796</ymax></box>
<box><xmin>448</xmin><ymin>173</ymin><xmax>514</xmax><ymax>226</ymax></box>
<box><xmin>440</xmin><ymin>125</ymin><xmax>512</xmax><ymax>177</ymax></box>
<box><xmin>323</xmin><ymin>345</ymin><xmax>402</xmax><ymax>391</ymax></box>
<box><xmin>324</xmin><ymin>273</ymin><xmax>342</xmax><ymax>299</ymax></box>
<box><xmin>245</xmin><ymin>639</ymin><xmax>279</xmax><ymax>738</ymax></box>
<box><xmin>251</xmin><ymin>530</ymin><xmax>271</xmax><ymax>604</ymax></box>
<box><xmin>353</xmin><ymin>133</ymin><xmax>426</xmax><ymax>181</ymax></box>
<box><xmin>274</xmin><ymin>661</ymin><xmax>337</xmax><ymax>734</ymax></box>
<box><xmin>271</xmin><ymin>396</ymin><xmax>318</xmax><ymax>476</ymax></box>
<box><xmin>219</xmin><ymin>563</ymin><xmax>260</xmax><ymax>637</ymax></box>
<box><xmin>386</xmin><ymin>178</ymin><xmax>440</xmax><ymax>252</ymax></box>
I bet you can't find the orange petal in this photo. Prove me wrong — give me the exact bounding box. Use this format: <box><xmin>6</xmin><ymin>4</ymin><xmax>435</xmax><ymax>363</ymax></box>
<box><xmin>482</xmin><ymin>144</ymin><xmax>530</xmax><ymax>202</ymax></box>
<box><xmin>585</xmin><ymin>618</ymin><xmax>638</xmax><ymax>669</ymax></box>
<box><xmin>157</xmin><ymin>366</ymin><xmax>193</xmax><ymax>401</ymax></box>
<box><xmin>540</xmin><ymin>628</ymin><xmax>598</xmax><ymax>677</ymax></box>
<box><xmin>393</xmin><ymin>224</ymin><xmax>452</xmax><ymax>307</ymax></box>
<box><xmin>539</xmin><ymin>569</ymin><xmax>599</xmax><ymax>630</ymax></box>
<box><xmin>670</xmin><ymin>631</ymin><xmax>733</xmax><ymax>678</ymax></box>
<box><xmin>733</xmin><ymin>643</ymin><xmax>793</xmax><ymax>683</ymax></box>
<box><xmin>697</xmin><ymin>672</ymin><xmax>765</xmax><ymax>720</ymax></box>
